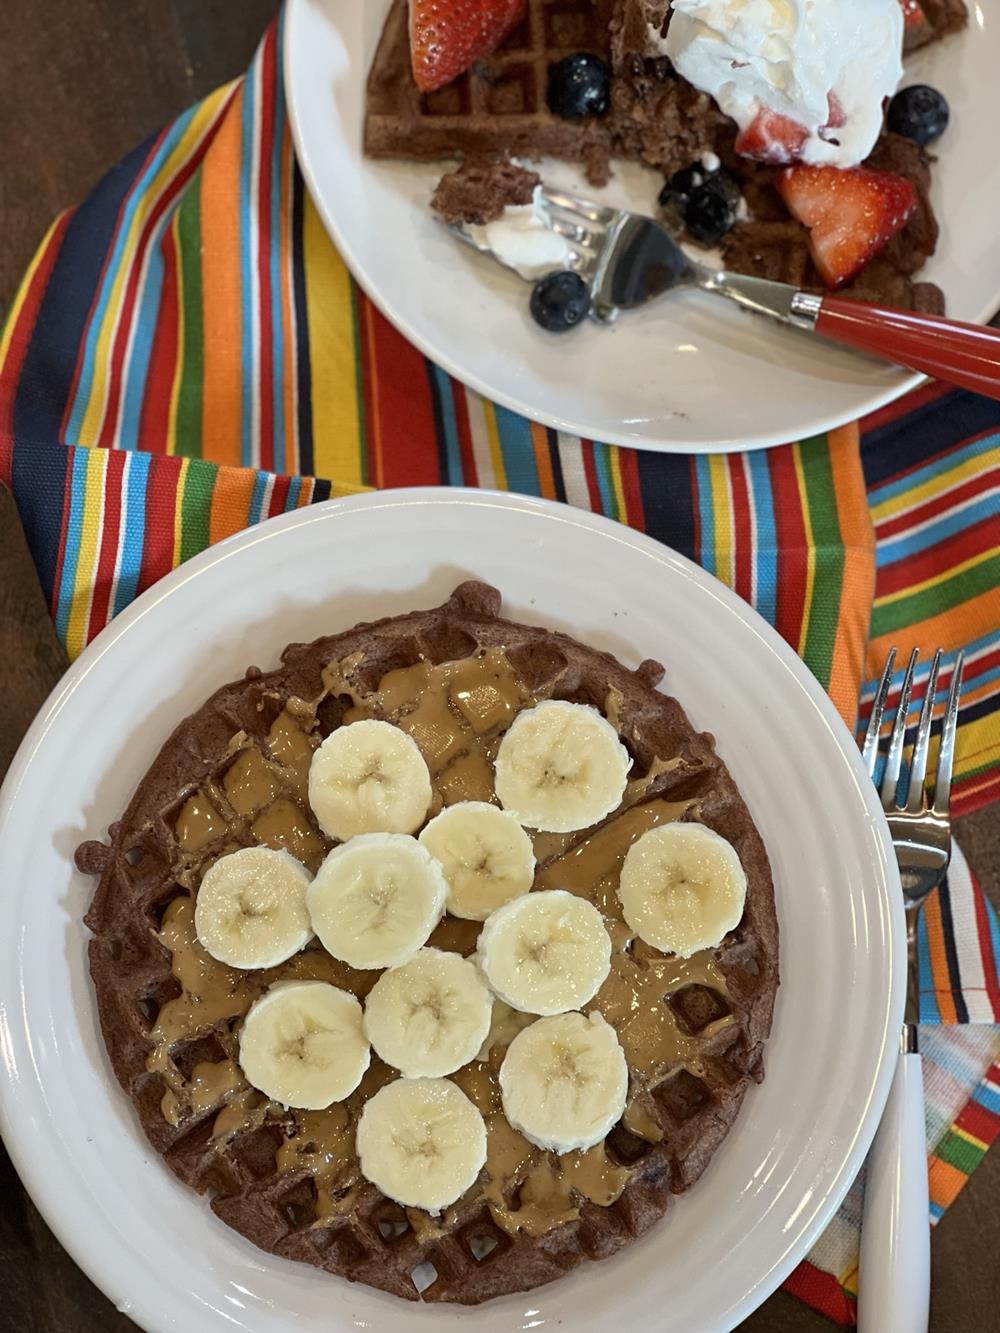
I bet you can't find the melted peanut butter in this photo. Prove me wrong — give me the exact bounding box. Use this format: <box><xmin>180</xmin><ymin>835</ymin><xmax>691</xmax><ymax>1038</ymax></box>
<box><xmin>322</xmin><ymin>648</ymin><xmax>528</xmax><ymax>811</ymax></box>
<box><xmin>622</xmin><ymin>1099</ymin><xmax>664</xmax><ymax>1145</ymax></box>
<box><xmin>175</xmin><ymin>792</ymin><xmax>226</xmax><ymax>852</ymax></box>
<box><xmin>536</xmin><ymin>798</ymin><xmax>731</xmax><ymax>1085</ymax></box>
<box><xmin>251</xmin><ymin>798</ymin><xmax>325</xmax><ymax>871</ymax></box>
<box><xmin>151</xmin><ymin>648</ymin><xmax>735</xmax><ymax>1240</ymax></box>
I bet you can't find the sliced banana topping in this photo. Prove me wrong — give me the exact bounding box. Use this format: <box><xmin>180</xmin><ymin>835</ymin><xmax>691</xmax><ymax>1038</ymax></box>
<box><xmin>418</xmin><ymin>801</ymin><xmax>535</xmax><ymax>921</ymax></box>
<box><xmin>307</xmin><ymin>834</ymin><xmax>447</xmax><ymax>970</ymax></box>
<box><xmin>238</xmin><ymin>980</ymin><xmax>370</xmax><ymax>1110</ymax></box>
<box><xmin>356</xmin><ymin>1077</ymin><xmax>487</xmax><ymax>1212</ymax></box>
<box><xmin>308</xmin><ymin>719</ymin><xmax>432</xmax><ymax>841</ymax></box>
<box><xmin>618</xmin><ymin>822</ymin><xmax>747</xmax><ymax>957</ymax></box>
<box><xmin>499</xmin><ymin>1011</ymin><xmax>628</xmax><ymax>1154</ymax></box>
<box><xmin>363</xmin><ymin>947</ymin><xmax>493</xmax><ymax>1078</ymax></box>
<box><xmin>477</xmin><ymin>889</ymin><xmax>612</xmax><ymax>1016</ymax></box>
<box><xmin>193</xmin><ymin>846</ymin><xmax>312</xmax><ymax>969</ymax></box>
<box><xmin>493</xmin><ymin>700</ymin><xmax>630</xmax><ymax>832</ymax></box>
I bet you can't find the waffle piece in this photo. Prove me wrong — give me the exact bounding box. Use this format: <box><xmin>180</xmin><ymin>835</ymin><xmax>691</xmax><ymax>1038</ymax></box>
<box><xmin>720</xmin><ymin>133</ymin><xmax>944</xmax><ymax>313</ymax></box>
<box><xmin>79</xmin><ymin>581</ymin><xmax>778</xmax><ymax>1304</ymax></box>
<box><xmin>365</xmin><ymin>0</ymin><xmax>618</xmax><ymax>183</ymax></box>
<box><xmin>432</xmin><ymin>156</ymin><xmax>540</xmax><ymax>224</ymax></box>
<box><xmin>608</xmin><ymin>0</ymin><xmax>730</xmax><ymax>174</ymax></box>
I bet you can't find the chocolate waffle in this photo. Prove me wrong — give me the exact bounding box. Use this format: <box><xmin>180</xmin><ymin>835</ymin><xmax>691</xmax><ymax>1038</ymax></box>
<box><xmin>79</xmin><ymin>581</ymin><xmax>777</xmax><ymax>1304</ymax></box>
<box><xmin>365</xmin><ymin>0</ymin><xmax>619</xmax><ymax>184</ymax></box>
<box><xmin>720</xmin><ymin>132</ymin><xmax>946</xmax><ymax>313</ymax></box>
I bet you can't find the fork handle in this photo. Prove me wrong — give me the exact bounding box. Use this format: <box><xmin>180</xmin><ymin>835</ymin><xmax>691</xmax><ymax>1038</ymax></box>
<box><xmin>804</xmin><ymin>295</ymin><xmax>1000</xmax><ymax>400</ymax></box>
<box><xmin>858</xmin><ymin>1040</ymin><xmax>930</xmax><ymax>1333</ymax></box>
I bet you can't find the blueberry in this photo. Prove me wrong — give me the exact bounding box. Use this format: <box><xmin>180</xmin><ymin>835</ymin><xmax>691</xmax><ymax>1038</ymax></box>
<box><xmin>530</xmin><ymin>271</ymin><xmax>591</xmax><ymax>332</ymax></box>
<box><xmin>658</xmin><ymin>165</ymin><xmax>705</xmax><ymax>209</ymax></box>
<box><xmin>547</xmin><ymin>54</ymin><xmax>611</xmax><ymax>120</ymax></box>
<box><xmin>659</xmin><ymin>162</ymin><xmax>741</xmax><ymax>245</ymax></box>
<box><xmin>887</xmin><ymin>85</ymin><xmax>949</xmax><ymax>146</ymax></box>
<box><xmin>684</xmin><ymin>186</ymin><xmax>736</xmax><ymax>246</ymax></box>
<box><xmin>705</xmin><ymin>167</ymin><xmax>741</xmax><ymax>212</ymax></box>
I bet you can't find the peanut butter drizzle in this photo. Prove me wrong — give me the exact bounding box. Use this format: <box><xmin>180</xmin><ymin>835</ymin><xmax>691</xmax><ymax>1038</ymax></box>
<box><xmin>622</xmin><ymin>1099</ymin><xmax>664</xmax><ymax>1145</ymax></box>
<box><xmin>222</xmin><ymin>748</ymin><xmax>280</xmax><ymax>816</ymax></box>
<box><xmin>276</xmin><ymin>1062</ymin><xmax>399</xmax><ymax>1222</ymax></box>
<box><xmin>175</xmin><ymin>792</ymin><xmax>226</xmax><ymax>852</ymax></box>
<box><xmin>321</xmin><ymin>648</ymin><xmax>528</xmax><ymax>810</ymax></box>
<box><xmin>450</xmin><ymin>1057</ymin><xmax>629</xmax><ymax>1238</ymax></box>
<box><xmin>476</xmin><ymin>1000</ymin><xmax>537</xmax><ymax>1061</ymax></box>
<box><xmin>426</xmin><ymin>914</ymin><xmax>481</xmax><ymax>957</ymax></box>
<box><xmin>148</xmin><ymin>895</ymin><xmax>374</xmax><ymax>1124</ymax></box>
<box><xmin>251</xmin><ymin>798</ymin><xmax>325</xmax><ymax>871</ymax></box>
<box><xmin>153</xmin><ymin>647</ymin><xmax>734</xmax><ymax>1240</ymax></box>
<box><xmin>537</xmin><ymin>799</ymin><xmax>731</xmax><ymax>1086</ymax></box>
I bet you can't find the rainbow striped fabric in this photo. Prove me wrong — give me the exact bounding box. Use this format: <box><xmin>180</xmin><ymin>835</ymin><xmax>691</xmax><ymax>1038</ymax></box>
<box><xmin>1</xmin><ymin>10</ymin><xmax>998</xmax><ymax>1324</ymax></box>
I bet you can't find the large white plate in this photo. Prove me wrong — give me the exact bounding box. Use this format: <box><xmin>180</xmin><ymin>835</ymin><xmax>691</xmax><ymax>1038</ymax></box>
<box><xmin>285</xmin><ymin>0</ymin><xmax>998</xmax><ymax>453</ymax></box>
<box><xmin>0</xmin><ymin>490</ymin><xmax>904</xmax><ymax>1332</ymax></box>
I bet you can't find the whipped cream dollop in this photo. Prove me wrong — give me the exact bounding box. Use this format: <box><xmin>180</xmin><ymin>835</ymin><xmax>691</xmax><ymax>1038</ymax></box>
<box><xmin>465</xmin><ymin>186</ymin><xmax>574</xmax><ymax>280</ymax></box>
<box><xmin>664</xmin><ymin>0</ymin><xmax>904</xmax><ymax>167</ymax></box>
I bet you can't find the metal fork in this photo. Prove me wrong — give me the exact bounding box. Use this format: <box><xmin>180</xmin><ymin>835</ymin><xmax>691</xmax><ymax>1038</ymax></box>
<box><xmin>457</xmin><ymin>186</ymin><xmax>1000</xmax><ymax>399</ymax></box>
<box><xmin>857</xmin><ymin>646</ymin><xmax>965</xmax><ymax>1333</ymax></box>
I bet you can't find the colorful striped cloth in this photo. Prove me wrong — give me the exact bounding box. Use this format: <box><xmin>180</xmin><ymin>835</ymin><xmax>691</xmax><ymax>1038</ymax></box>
<box><xmin>1</xmin><ymin>10</ymin><xmax>998</xmax><ymax>1325</ymax></box>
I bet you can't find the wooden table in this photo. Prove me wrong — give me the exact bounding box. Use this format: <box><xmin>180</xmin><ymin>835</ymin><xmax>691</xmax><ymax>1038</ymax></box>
<box><xmin>1</xmin><ymin>4</ymin><xmax>998</xmax><ymax>1330</ymax></box>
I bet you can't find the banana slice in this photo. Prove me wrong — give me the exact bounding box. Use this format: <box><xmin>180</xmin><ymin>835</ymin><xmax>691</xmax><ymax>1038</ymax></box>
<box><xmin>194</xmin><ymin>846</ymin><xmax>312</xmax><ymax>969</ymax></box>
<box><xmin>499</xmin><ymin>1011</ymin><xmax>627</xmax><ymax>1153</ymax></box>
<box><xmin>308</xmin><ymin>719</ymin><xmax>432</xmax><ymax>841</ymax></box>
<box><xmin>477</xmin><ymin>889</ymin><xmax>612</xmax><ymax>1015</ymax></box>
<box><xmin>494</xmin><ymin>700</ymin><xmax>630</xmax><ymax>832</ymax></box>
<box><xmin>238</xmin><ymin>980</ymin><xmax>370</xmax><ymax>1109</ymax></box>
<box><xmin>363</xmin><ymin>948</ymin><xmax>493</xmax><ymax>1078</ymax></box>
<box><xmin>618</xmin><ymin>822</ymin><xmax>747</xmax><ymax>957</ymax></box>
<box><xmin>418</xmin><ymin>801</ymin><xmax>535</xmax><ymax>921</ymax></box>
<box><xmin>307</xmin><ymin>834</ymin><xmax>446</xmax><ymax>970</ymax></box>
<box><xmin>356</xmin><ymin>1077</ymin><xmax>487</xmax><ymax>1212</ymax></box>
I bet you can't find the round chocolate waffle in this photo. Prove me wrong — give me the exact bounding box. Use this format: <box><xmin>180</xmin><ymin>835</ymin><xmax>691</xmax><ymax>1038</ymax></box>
<box><xmin>78</xmin><ymin>581</ymin><xmax>778</xmax><ymax>1304</ymax></box>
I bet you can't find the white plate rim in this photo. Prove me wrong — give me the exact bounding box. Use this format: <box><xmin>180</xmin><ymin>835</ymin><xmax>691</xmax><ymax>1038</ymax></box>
<box><xmin>0</xmin><ymin>488</ymin><xmax>906</xmax><ymax>1332</ymax></box>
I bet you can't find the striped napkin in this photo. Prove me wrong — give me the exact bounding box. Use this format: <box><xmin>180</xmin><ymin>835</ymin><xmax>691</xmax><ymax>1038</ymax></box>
<box><xmin>1</xmin><ymin>10</ymin><xmax>998</xmax><ymax>1324</ymax></box>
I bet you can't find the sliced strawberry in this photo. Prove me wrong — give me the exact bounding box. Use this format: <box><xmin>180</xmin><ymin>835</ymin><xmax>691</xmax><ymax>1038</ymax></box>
<box><xmin>735</xmin><ymin>108</ymin><xmax>809</xmax><ymax>165</ymax></box>
<box><xmin>898</xmin><ymin>0</ymin><xmax>927</xmax><ymax>31</ymax></box>
<box><xmin>409</xmin><ymin>0</ymin><xmax>527</xmax><ymax>94</ymax></box>
<box><xmin>777</xmin><ymin>165</ymin><xmax>917</xmax><ymax>289</ymax></box>
<box><xmin>898</xmin><ymin>0</ymin><xmax>931</xmax><ymax>47</ymax></box>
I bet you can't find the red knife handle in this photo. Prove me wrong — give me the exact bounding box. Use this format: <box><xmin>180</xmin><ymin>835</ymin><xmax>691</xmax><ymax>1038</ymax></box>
<box><xmin>815</xmin><ymin>295</ymin><xmax>1000</xmax><ymax>401</ymax></box>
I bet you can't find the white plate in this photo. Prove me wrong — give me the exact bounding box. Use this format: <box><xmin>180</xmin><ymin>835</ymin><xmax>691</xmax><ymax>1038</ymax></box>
<box><xmin>0</xmin><ymin>490</ymin><xmax>904</xmax><ymax>1332</ymax></box>
<box><xmin>285</xmin><ymin>0</ymin><xmax>998</xmax><ymax>453</ymax></box>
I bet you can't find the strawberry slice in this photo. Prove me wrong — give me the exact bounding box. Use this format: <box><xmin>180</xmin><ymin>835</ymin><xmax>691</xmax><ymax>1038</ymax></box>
<box><xmin>898</xmin><ymin>0</ymin><xmax>927</xmax><ymax>31</ymax></box>
<box><xmin>898</xmin><ymin>0</ymin><xmax>931</xmax><ymax>47</ymax></box>
<box><xmin>735</xmin><ymin>109</ymin><xmax>809</xmax><ymax>165</ymax></box>
<box><xmin>409</xmin><ymin>0</ymin><xmax>527</xmax><ymax>94</ymax></box>
<box><xmin>777</xmin><ymin>165</ymin><xmax>917</xmax><ymax>289</ymax></box>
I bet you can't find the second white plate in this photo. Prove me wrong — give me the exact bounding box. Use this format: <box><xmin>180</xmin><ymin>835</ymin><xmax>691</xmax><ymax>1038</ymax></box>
<box><xmin>285</xmin><ymin>0</ymin><xmax>998</xmax><ymax>453</ymax></box>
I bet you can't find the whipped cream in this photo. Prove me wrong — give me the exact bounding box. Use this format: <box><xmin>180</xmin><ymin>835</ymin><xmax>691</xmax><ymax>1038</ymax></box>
<box><xmin>465</xmin><ymin>187</ymin><xmax>574</xmax><ymax>280</ymax></box>
<box><xmin>663</xmin><ymin>0</ymin><xmax>904</xmax><ymax>167</ymax></box>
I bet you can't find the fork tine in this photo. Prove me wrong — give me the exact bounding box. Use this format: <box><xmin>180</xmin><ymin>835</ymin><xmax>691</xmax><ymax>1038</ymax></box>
<box><xmin>862</xmin><ymin>647</ymin><xmax>896</xmax><ymax>777</ymax></box>
<box><xmin>546</xmin><ymin>216</ymin><xmax>591</xmax><ymax>244</ymax></box>
<box><xmin>880</xmin><ymin>647</ymin><xmax>918</xmax><ymax>809</ymax></box>
<box><xmin>905</xmin><ymin>649</ymin><xmax>941</xmax><ymax>811</ymax></box>
<box><xmin>538</xmin><ymin>188</ymin><xmax>616</xmax><ymax>225</ymax></box>
<box><xmin>932</xmin><ymin>649</ymin><xmax>965</xmax><ymax>814</ymax></box>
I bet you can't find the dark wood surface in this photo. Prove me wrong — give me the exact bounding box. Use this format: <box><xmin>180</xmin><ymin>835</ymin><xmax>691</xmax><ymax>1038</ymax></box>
<box><xmin>1</xmin><ymin>3</ymin><xmax>998</xmax><ymax>1329</ymax></box>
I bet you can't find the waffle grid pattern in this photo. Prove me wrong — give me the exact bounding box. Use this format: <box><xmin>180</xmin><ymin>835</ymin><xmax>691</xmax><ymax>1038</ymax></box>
<box><xmin>81</xmin><ymin>583</ymin><xmax>778</xmax><ymax>1304</ymax></box>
